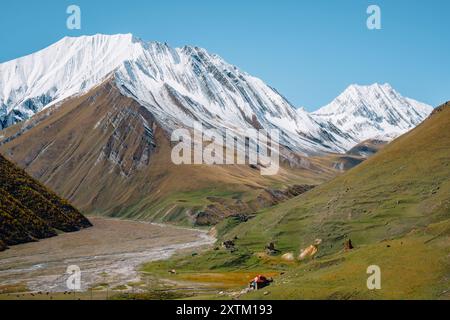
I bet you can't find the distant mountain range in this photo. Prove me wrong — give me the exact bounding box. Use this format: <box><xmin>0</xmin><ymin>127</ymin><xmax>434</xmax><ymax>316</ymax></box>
<box><xmin>312</xmin><ymin>83</ymin><xmax>432</xmax><ymax>149</ymax></box>
<box><xmin>0</xmin><ymin>34</ymin><xmax>433</xmax><ymax>155</ymax></box>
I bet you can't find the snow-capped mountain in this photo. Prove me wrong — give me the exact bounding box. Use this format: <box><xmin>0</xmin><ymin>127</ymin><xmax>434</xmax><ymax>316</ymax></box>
<box><xmin>0</xmin><ymin>34</ymin><xmax>344</xmax><ymax>154</ymax></box>
<box><xmin>0</xmin><ymin>34</ymin><xmax>433</xmax><ymax>154</ymax></box>
<box><xmin>0</xmin><ymin>35</ymin><xmax>136</xmax><ymax>128</ymax></box>
<box><xmin>312</xmin><ymin>84</ymin><xmax>433</xmax><ymax>149</ymax></box>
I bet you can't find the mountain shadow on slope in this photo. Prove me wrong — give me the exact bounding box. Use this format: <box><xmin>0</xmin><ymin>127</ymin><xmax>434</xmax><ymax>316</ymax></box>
<box><xmin>0</xmin><ymin>154</ymin><xmax>92</xmax><ymax>251</ymax></box>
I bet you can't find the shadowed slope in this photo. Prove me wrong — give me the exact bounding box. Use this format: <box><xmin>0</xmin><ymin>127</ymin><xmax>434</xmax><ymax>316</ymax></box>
<box><xmin>0</xmin><ymin>154</ymin><xmax>91</xmax><ymax>251</ymax></box>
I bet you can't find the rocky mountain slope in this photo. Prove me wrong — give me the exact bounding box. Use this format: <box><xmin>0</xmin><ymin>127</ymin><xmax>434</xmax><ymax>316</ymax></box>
<box><xmin>312</xmin><ymin>83</ymin><xmax>433</xmax><ymax>149</ymax></box>
<box><xmin>0</xmin><ymin>34</ymin><xmax>432</xmax><ymax>154</ymax></box>
<box><xmin>0</xmin><ymin>154</ymin><xmax>91</xmax><ymax>251</ymax></box>
<box><xmin>0</xmin><ymin>81</ymin><xmax>337</xmax><ymax>226</ymax></box>
<box><xmin>346</xmin><ymin>139</ymin><xmax>388</xmax><ymax>157</ymax></box>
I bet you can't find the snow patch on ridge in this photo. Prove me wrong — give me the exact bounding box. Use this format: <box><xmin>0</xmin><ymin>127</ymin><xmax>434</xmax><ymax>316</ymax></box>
<box><xmin>312</xmin><ymin>83</ymin><xmax>433</xmax><ymax>148</ymax></box>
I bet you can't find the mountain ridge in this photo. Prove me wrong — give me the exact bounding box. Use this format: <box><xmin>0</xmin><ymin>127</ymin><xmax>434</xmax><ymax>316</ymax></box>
<box><xmin>312</xmin><ymin>83</ymin><xmax>433</xmax><ymax>147</ymax></box>
<box><xmin>0</xmin><ymin>34</ymin><xmax>433</xmax><ymax>154</ymax></box>
<box><xmin>0</xmin><ymin>80</ymin><xmax>341</xmax><ymax>225</ymax></box>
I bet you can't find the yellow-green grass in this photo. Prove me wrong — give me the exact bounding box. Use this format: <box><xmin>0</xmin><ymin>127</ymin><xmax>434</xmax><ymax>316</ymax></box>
<box><xmin>242</xmin><ymin>220</ymin><xmax>450</xmax><ymax>300</ymax></box>
<box><xmin>0</xmin><ymin>283</ymin><xmax>28</xmax><ymax>295</ymax></box>
<box><xmin>141</xmin><ymin>219</ymin><xmax>449</xmax><ymax>300</ymax></box>
<box><xmin>141</xmin><ymin>104</ymin><xmax>450</xmax><ymax>299</ymax></box>
<box><xmin>0</xmin><ymin>290</ymin><xmax>114</xmax><ymax>301</ymax></box>
<box><xmin>223</xmin><ymin>104</ymin><xmax>450</xmax><ymax>257</ymax></box>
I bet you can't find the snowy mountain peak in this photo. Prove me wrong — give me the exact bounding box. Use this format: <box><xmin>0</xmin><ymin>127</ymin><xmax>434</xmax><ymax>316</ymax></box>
<box><xmin>312</xmin><ymin>83</ymin><xmax>433</xmax><ymax>146</ymax></box>
<box><xmin>60</xmin><ymin>32</ymin><xmax>134</xmax><ymax>43</ymax></box>
<box><xmin>316</xmin><ymin>83</ymin><xmax>431</xmax><ymax>116</ymax></box>
<box><xmin>0</xmin><ymin>34</ymin><xmax>140</xmax><ymax>127</ymax></box>
<box><xmin>0</xmin><ymin>34</ymin><xmax>328</xmax><ymax>154</ymax></box>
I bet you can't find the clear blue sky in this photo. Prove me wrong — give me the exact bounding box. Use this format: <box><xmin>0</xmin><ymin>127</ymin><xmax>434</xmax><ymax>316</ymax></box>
<box><xmin>0</xmin><ymin>0</ymin><xmax>448</xmax><ymax>110</ymax></box>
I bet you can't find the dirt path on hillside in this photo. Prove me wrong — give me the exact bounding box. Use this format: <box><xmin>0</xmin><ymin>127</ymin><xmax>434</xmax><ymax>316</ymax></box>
<box><xmin>0</xmin><ymin>217</ymin><xmax>215</xmax><ymax>293</ymax></box>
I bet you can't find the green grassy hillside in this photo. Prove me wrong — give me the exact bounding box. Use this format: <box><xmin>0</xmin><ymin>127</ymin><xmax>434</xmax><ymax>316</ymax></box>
<box><xmin>0</xmin><ymin>154</ymin><xmax>92</xmax><ymax>251</ymax></box>
<box><xmin>143</xmin><ymin>102</ymin><xmax>450</xmax><ymax>299</ymax></box>
<box><xmin>227</xmin><ymin>102</ymin><xmax>450</xmax><ymax>255</ymax></box>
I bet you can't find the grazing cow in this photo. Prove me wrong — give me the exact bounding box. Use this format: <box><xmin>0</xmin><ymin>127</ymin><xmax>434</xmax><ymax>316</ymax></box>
<box><xmin>298</xmin><ymin>245</ymin><xmax>318</xmax><ymax>260</ymax></box>
<box><xmin>281</xmin><ymin>252</ymin><xmax>295</xmax><ymax>261</ymax></box>
<box><xmin>298</xmin><ymin>239</ymin><xmax>322</xmax><ymax>260</ymax></box>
